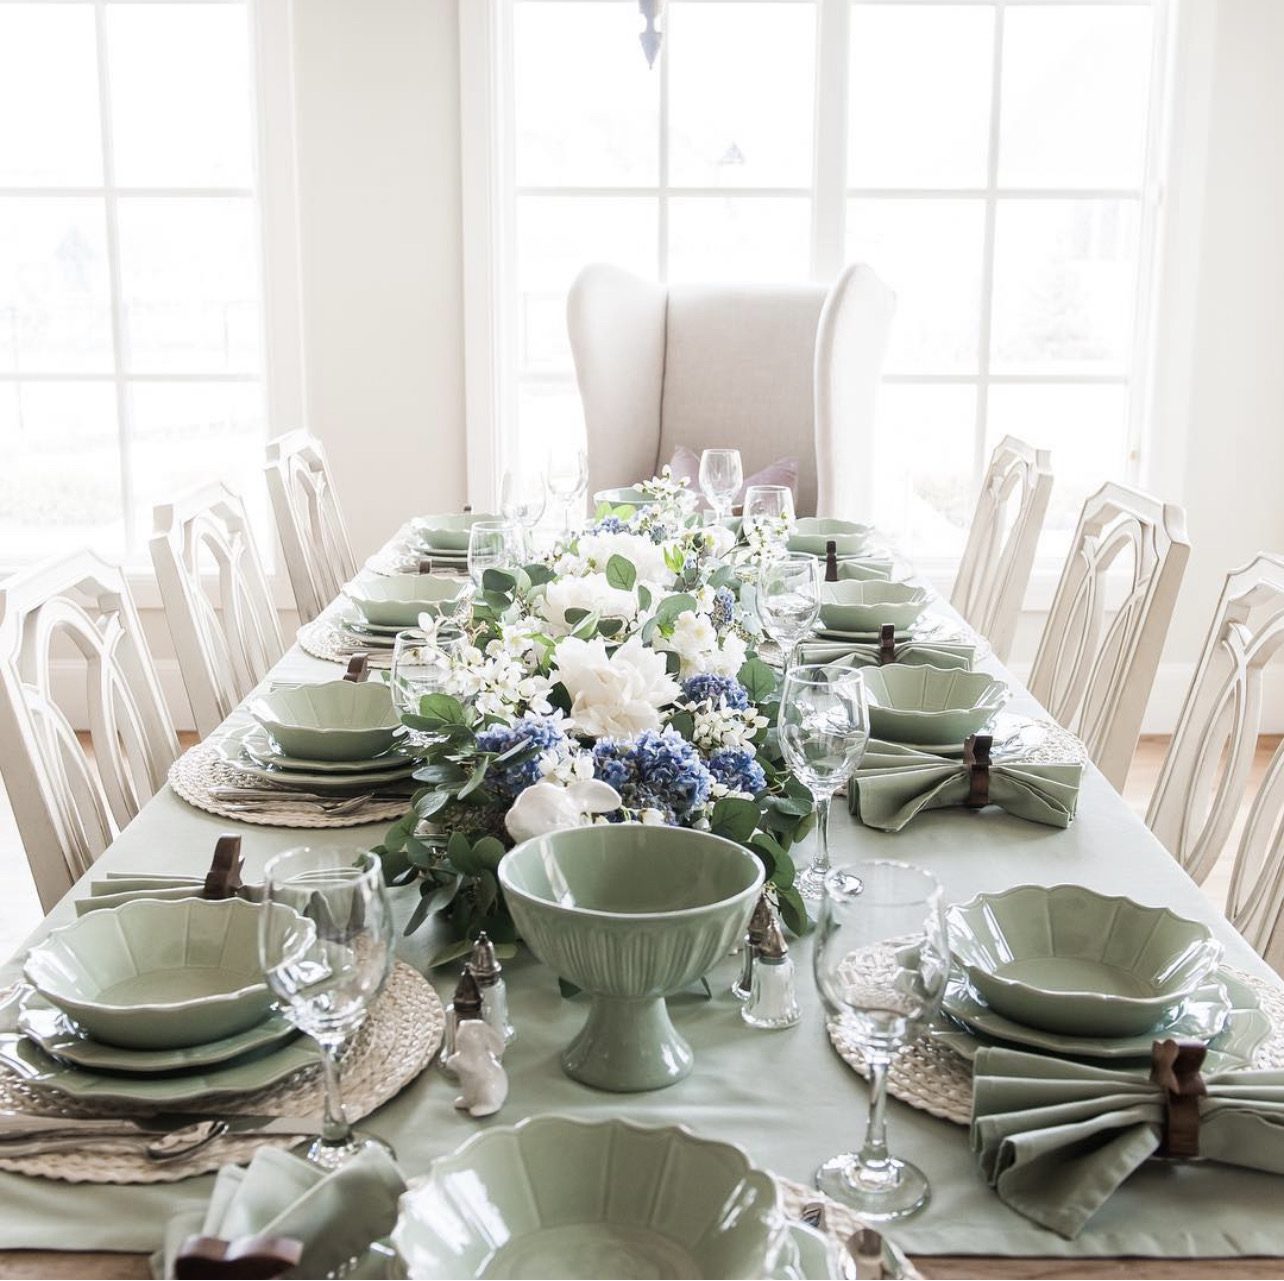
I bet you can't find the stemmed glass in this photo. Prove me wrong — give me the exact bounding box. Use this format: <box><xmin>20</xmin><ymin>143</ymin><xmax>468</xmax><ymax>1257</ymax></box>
<box><xmin>500</xmin><ymin>469</ymin><xmax>547</xmax><ymax>554</ymax></box>
<box><xmin>467</xmin><ymin>520</ymin><xmax>523</xmax><ymax>588</ymax></box>
<box><xmin>259</xmin><ymin>846</ymin><xmax>396</xmax><ymax>1172</ymax></box>
<box><xmin>742</xmin><ymin>484</ymin><xmax>796</xmax><ymax>555</ymax></box>
<box><xmin>813</xmin><ymin>860</ymin><xmax>948</xmax><ymax>1221</ymax></box>
<box><xmin>391</xmin><ymin>623</ymin><xmax>466</xmax><ymax>716</ymax></box>
<box><xmin>757</xmin><ymin>553</ymin><xmax>821</xmax><ymax>671</ymax></box>
<box><xmin>699</xmin><ymin>448</ymin><xmax>743</xmax><ymax>522</ymax></box>
<box><xmin>546</xmin><ymin>446</ymin><xmax>588</xmax><ymax>535</ymax></box>
<box><xmin>778</xmin><ymin>664</ymin><xmax>870</xmax><ymax>900</ymax></box>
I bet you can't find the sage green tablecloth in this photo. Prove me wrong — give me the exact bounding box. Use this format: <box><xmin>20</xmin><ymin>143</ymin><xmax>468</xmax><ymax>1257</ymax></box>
<box><xmin>2</xmin><ymin>621</ymin><xmax>1284</xmax><ymax>1261</ymax></box>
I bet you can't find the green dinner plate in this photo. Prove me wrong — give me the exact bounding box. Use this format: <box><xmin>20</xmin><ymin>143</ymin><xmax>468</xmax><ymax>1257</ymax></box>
<box><xmin>878</xmin><ymin>714</ymin><xmax>1046</xmax><ymax>759</ymax></box>
<box><xmin>18</xmin><ymin>997</ymin><xmax>299</xmax><ymax>1075</ymax></box>
<box><xmin>213</xmin><ymin>738</ymin><xmax>417</xmax><ymax>790</ymax></box>
<box><xmin>940</xmin><ymin>968</ymin><xmax>1267</xmax><ymax>1065</ymax></box>
<box><xmin>0</xmin><ymin>1030</ymin><xmax>319</xmax><ymax>1105</ymax></box>
<box><xmin>240</xmin><ymin>725</ymin><xmax>416</xmax><ymax>775</ymax></box>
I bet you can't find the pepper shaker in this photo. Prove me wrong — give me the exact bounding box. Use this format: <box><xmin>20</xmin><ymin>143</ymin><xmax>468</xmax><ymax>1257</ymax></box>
<box><xmin>732</xmin><ymin>891</ymin><xmax>776</xmax><ymax>1001</ymax></box>
<box><xmin>470</xmin><ymin>931</ymin><xmax>516</xmax><ymax>1045</ymax></box>
<box><xmin>742</xmin><ymin>915</ymin><xmax>800</xmax><ymax>1029</ymax></box>
<box><xmin>439</xmin><ymin>964</ymin><xmax>485</xmax><ymax>1079</ymax></box>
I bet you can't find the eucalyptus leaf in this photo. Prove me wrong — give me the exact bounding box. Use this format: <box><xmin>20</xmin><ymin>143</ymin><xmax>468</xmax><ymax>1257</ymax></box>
<box><xmin>457</xmin><ymin>758</ymin><xmax>490</xmax><ymax>800</ymax></box>
<box><xmin>653</xmin><ymin>593</ymin><xmax>697</xmax><ymax>629</ymax></box>
<box><xmin>482</xmin><ymin>567</ymin><xmax>517</xmax><ymax>595</ymax></box>
<box><xmin>738</xmin><ymin>657</ymin><xmax>778</xmax><ymax>704</ymax></box>
<box><xmin>417</xmin><ymin>692</ymin><xmax>468</xmax><ymax>725</ymax></box>
<box><xmin>605</xmin><ymin>554</ymin><xmax>637</xmax><ymax>591</ymax></box>
<box><xmin>710</xmin><ymin>795</ymin><xmax>760</xmax><ymax>843</ymax></box>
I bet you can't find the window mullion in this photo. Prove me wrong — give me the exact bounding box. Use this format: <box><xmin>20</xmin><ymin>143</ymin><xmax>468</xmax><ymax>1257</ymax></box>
<box><xmin>93</xmin><ymin>0</ymin><xmax>135</xmax><ymax>554</ymax></box>
<box><xmin>811</xmin><ymin>0</ymin><xmax>848</xmax><ymax>281</ymax></box>
<box><xmin>657</xmin><ymin>14</ymin><xmax>670</xmax><ymax>282</ymax></box>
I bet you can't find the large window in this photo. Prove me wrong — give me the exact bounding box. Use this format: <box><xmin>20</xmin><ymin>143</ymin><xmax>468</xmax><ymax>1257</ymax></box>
<box><xmin>496</xmin><ymin>0</ymin><xmax>1165</xmax><ymax>560</ymax></box>
<box><xmin>0</xmin><ymin>0</ymin><xmax>268</xmax><ymax>563</ymax></box>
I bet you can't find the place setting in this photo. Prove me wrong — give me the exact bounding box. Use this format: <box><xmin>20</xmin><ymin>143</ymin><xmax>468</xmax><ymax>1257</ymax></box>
<box><xmin>0</xmin><ymin>844</ymin><xmax>443</xmax><ymax>1186</ymax></box>
<box><xmin>168</xmin><ymin>672</ymin><xmax>419</xmax><ymax>828</ymax></box>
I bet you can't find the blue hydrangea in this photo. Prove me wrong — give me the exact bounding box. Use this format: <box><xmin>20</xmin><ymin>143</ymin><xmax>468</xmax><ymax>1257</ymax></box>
<box><xmin>475</xmin><ymin>716</ymin><xmax>570</xmax><ymax>801</ymax></box>
<box><xmin>707</xmin><ymin>746</ymin><xmax>767</xmax><ymax>797</ymax></box>
<box><xmin>593</xmin><ymin>728</ymin><xmax>713</xmax><ymax>823</ymax></box>
<box><xmin>711</xmin><ymin>586</ymin><xmax>736</xmax><ymax>630</ymax></box>
<box><xmin>590</xmin><ymin>515</ymin><xmax>627</xmax><ymax>534</ymax></box>
<box><xmin>681</xmin><ymin>672</ymin><xmax>750</xmax><ymax>711</ymax></box>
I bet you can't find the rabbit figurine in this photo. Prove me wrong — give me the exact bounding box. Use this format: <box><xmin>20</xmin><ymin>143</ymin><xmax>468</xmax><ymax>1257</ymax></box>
<box><xmin>447</xmin><ymin>1019</ymin><xmax>508</xmax><ymax>1118</ymax></box>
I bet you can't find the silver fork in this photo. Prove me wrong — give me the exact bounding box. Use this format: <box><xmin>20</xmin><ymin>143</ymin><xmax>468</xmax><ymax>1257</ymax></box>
<box><xmin>0</xmin><ymin>1118</ymin><xmax>230</xmax><ymax>1164</ymax></box>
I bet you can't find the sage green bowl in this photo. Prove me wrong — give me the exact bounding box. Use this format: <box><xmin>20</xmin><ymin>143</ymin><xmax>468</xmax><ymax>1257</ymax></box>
<box><xmin>412</xmin><ymin>512</ymin><xmax>502</xmax><ymax>552</ymax></box>
<box><xmin>499</xmin><ymin>825</ymin><xmax>764</xmax><ymax>1092</ymax></box>
<box><xmin>862</xmin><ymin>664</ymin><xmax>1008</xmax><ymax>747</ymax></box>
<box><xmin>250</xmin><ymin>680</ymin><xmax>402</xmax><ymax>761</ymax></box>
<box><xmin>787</xmin><ymin>517</ymin><xmax>874</xmax><ymax>557</ymax></box>
<box><xmin>819</xmin><ymin>580</ymin><xmax>931</xmax><ymax>633</ymax></box>
<box><xmin>344</xmin><ymin>572</ymin><xmax>468</xmax><ymax>628</ymax></box>
<box><xmin>948</xmin><ymin>885</ymin><xmax>1223</xmax><ymax>1037</ymax></box>
<box><xmin>392</xmin><ymin>1115</ymin><xmax>787</xmax><ymax>1280</ymax></box>
<box><xmin>594</xmin><ymin>486</ymin><xmax>656</xmax><ymax>509</ymax></box>
<box><xmin>23</xmin><ymin>898</ymin><xmax>297</xmax><ymax>1050</ymax></box>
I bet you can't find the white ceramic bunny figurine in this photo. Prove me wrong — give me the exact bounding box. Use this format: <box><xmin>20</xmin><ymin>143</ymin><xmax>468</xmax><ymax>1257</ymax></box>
<box><xmin>447</xmin><ymin>1018</ymin><xmax>508</xmax><ymax>1118</ymax></box>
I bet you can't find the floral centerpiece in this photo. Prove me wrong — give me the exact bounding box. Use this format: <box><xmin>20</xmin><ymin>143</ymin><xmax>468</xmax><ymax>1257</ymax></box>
<box><xmin>375</xmin><ymin>472</ymin><xmax>815</xmax><ymax>964</ymax></box>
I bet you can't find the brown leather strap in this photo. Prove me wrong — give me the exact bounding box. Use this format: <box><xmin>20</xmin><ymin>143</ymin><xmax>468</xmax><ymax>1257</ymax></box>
<box><xmin>825</xmin><ymin>540</ymin><xmax>839</xmax><ymax>583</ymax></box>
<box><xmin>202</xmin><ymin>835</ymin><xmax>244</xmax><ymax>900</ymax></box>
<box><xmin>877</xmin><ymin>624</ymin><xmax>897</xmax><ymax>665</ymax></box>
<box><xmin>343</xmin><ymin>652</ymin><xmax>369</xmax><ymax>682</ymax></box>
<box><xmin>1150</xmin><ymin>1038</ymin><xmax>1207</xmax><ymax>1158</ymax></box>
<box><xmin>417</xmin><ymin>557</ymin><xmax>434</xmax><ymax>575</ymax></box>
<box><xmin>963</xmin><ymin>734</ymin><xmax>992</xmax><ymax>809</ymax></box>
<box><xmin>175</xmin><ymin>1234</ymin><xmax>303</xmax><ymax>1279</ymax></box>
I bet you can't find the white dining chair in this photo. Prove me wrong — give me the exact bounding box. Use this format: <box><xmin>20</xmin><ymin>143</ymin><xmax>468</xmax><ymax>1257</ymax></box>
<box><xmin>567</xmin><ymin>262</ymin><xmax>895</xmax><ymax>518</ymax></box>
<box><xmin>150</xmin><ymin>482</ymin><xmax>286</xmax><ymax>739</ymax></box>
<box><xmin>1147</xmin><ymin>554</ymin><xmax>1284</xmax><ymax>971</ymax></box>
<box><xmin>264</xmin><ymin>430</ymin><xmax>357</xmax><ymax>624</ymax></box>
<box><xmin>0</xmin><ymin>551</ymin><xmax>180</xmax><ymax>910</ymax></box>
<box><xmin>950</xmin><ymin>435</ymin><xmax>1054</xmax><ymax>664</ymax></box>
<box><xmin>1028</xmin><ymin>483</ymin><xmax>1190</xmax><ymax>792</ymax></box>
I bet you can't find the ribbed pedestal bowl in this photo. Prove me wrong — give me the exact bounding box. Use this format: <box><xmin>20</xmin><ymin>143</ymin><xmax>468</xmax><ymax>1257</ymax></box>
<box><xmin>499</xmin><ymin>824</ymin><xmax>764</xmax><ymax>1092</ymax></box>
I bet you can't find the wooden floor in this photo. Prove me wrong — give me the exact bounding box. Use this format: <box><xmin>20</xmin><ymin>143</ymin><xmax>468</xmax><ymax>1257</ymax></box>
<box><xmin>0</xmin><ymin>735</ymin><xmax>1278</xmax><ymax>960</ymax></box>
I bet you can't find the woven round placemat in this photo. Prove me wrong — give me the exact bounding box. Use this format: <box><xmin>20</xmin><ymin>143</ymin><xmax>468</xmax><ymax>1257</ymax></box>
<box><xmin>297</xmin><ymin>614</ymin><xmax>396</xmax><ymax>669</ymax></box>
<box><xmin>0</xmin><ymin>962</ymin><xmax>443</xmax><ymax>1184</ymax></box>
<box><xmin>168</xmin><ymin>741</ymin><xmax>410</xmax><ymax>829</ymax></box>
<box><xmin>777</xmin><ymin>1176</ymin><xmax>921</xmax><ymax>1279</ymax></box>
<box><xmin>827</xmin><ymin>958</ymin><xmax>1284</xmax><ymax>1127</ymax></box>
<box><xmin>364</xmin><ymin>528</ymin><xmax>470</xmax><ymax>580</ymax></box>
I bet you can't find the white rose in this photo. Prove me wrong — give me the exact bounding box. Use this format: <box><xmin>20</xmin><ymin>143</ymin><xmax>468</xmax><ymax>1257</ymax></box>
<box><xmin>505</xmin><ymin>778</ymin><xmax>622</xmax><ymax>843</ymax></box>
<box><xmin>700</xmin><ymin>524</ymin><xmax>736</xmax><ymax>560</ymax></box>
<box><xmin>552</xmin><ymin>636</ymin><xmax>680</xmax><ymax>739</ymax></box>
<box><xmin>665</xmin><ymin>610</ymin><xmax>719</xmax><ymax>675</ymax></box>
<box><xmin>577</xmin><ymin>531</ymin><xmax>674</xmax><ymax>587</ymax></box>
<box><xmin>540</xmin><ymin>573</ymin><xmax>638</xmax><ymax>636</ymax></box>
<box><xmin>708</xmin><ymin>631</ymin><xmax>748</xmax><ymax>677</ymax></box>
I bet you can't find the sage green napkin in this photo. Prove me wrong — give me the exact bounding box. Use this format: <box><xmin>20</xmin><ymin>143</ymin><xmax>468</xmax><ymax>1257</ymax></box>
<box><xmin>847</xmin><ymin>742</ymin><xmax>1081</xmax><ymax>831</ymax></box>
<box><xmin>800</xmin><ymin>640</ymin><xmax>974</xmax><ymax>669</ymax></box>
<box><xmin>75</xmin><ymin>875</ymin><xmax>262</xmax><ymax>915</ymax></box>
<box><xmin>971</xmin><ymin>1046</ymin><xmax>1284</xmax><ymax>1239</ymax></box>
<box><xmin>831</xmin><ymin>557</ymin><xmax>894</xmax><ymax>581</ymax></box>
<box><xmin>153</xmin><ymin>1146</ymin><xmax>405</xmax><ymax>1279</ymax></box>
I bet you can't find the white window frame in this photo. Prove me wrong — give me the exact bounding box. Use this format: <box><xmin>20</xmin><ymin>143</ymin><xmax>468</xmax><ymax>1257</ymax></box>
<box><xmin>0</xmin><ymin>0</ymin><xmax>305</xmax><ymax>589</ymax></box>
<box><xmin>461</xmin><ymin>0</ymin><xmax>1175</xmax><ymax>583</ymax></box>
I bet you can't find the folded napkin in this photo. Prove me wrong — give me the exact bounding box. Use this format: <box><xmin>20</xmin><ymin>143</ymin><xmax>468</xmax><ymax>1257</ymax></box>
<box><xmin>154</xmin><ymin>1146</ymin><xmax>405</xmax><ymax>1279</ymax></box>
<box><xmin>800</xmin><ymin>639</ymin><xmax>974</xmax><ymax>670</ymax></box>
<box><xmin>971</xmin><ymin>1045</ymin><xmax>1284</xmax><ymax>1239</ymax></box>
<box><xmin>847</xmin><ymin>741</ymin><xmax>1081</xmax><ymax>831</ymax></box>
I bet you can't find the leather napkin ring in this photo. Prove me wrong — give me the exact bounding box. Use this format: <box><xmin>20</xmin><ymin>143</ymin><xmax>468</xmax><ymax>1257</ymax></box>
<box><xmin>877</xmin><ymin>624</ymin><xmax>898</xmax><ymax>665</ymax></box>
<box><xmin>1150</xmin><ymin>1037</ymin><xmax>1208</xmax><ymax>1158</ymax></box>
<box><xmin>344</xmin><ymin>652</ymin><xmax>370</xmax><ymax>682</ymax></box>
<box><xmin>175</xmin><ymin>1233</ymin><xmax>303</xmax><ymax>1279</ymax></box>
<box><xmin>963</xmin><ymin>734</ymin><xmax>992</xmax><ymax>809</ymax></box>
<box><xmin>203</xmin><ymin>834</ymin><xmax>244</xmax><ymax>900</ymax></box>
<box><xmin>418</xmin><ymin>557</ymin><xmax>434</xmax><ymax>574</ymax></box>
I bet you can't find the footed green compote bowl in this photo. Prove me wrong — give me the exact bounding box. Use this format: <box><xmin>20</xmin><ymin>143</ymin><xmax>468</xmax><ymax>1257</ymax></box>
<box><xmin>499</xmin><ymin>825</ymin><xmax>764</xmax><ymax>1092</ymax></box>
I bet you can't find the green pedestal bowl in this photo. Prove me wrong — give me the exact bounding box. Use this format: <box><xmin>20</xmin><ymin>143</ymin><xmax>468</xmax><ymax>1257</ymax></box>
<box><xmin>499</xmin><ymin>824</ymin><xmax>765</xmax><ymax>1092</ymax></box>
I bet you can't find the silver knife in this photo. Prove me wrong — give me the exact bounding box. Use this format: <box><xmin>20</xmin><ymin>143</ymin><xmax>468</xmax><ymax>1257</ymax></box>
<box><xmin>0</xmin><ymin>1110</ymin><xmax>323</xmax><ymax>1143</ymax></box>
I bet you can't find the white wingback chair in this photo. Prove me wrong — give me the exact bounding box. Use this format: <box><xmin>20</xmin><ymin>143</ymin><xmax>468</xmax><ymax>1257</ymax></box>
<box><xmin>567</xmin><ymin>263</ymin><xmax>894</xmax><ymax>518</ymax></box>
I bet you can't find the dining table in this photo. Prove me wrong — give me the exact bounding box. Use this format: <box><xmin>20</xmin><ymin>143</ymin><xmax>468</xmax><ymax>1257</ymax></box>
<box><xmin>1</xmin><ymin>524</ymin><xmax>1283</xmax><ymax>1281</ymax></box>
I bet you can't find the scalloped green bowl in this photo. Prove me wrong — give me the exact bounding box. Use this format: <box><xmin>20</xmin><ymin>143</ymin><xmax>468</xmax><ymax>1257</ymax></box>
<box><xmin>948</xmin><ymin>885</ymin><xmax>1223</xmax><ymax>1036</ymax></box>
<box><xmin>819</xmin><ymin>580</ymin><xmax>931</xmax><ymax>633</ymax></box>
<box><xmin>392</xmin><ymin>1116</ymin><xmax>788</xmax><ymax>1280</ymax></box>
<box><xmin>344</xmin><ymin>572</ymin><xmax>468</xmax><ymax>628</ymax></box>
<box><xmin>594</xmin><ymin>486</ymin><xmax>657</xmax><ymax>509</ymax></box>
<box><xmin>412</xmin><ymin>512</ymin><xmax>503</xmax><ymax>551</ymax></box>
<box><xmin>787</xmin><ymin>517</ymin><xmax>874</xmax><ymax>557</ymax></box>
<box><xmin>249</xmin><ymin>680</ymin><xmax>402</xmax><ymax>761</ymax></box>
<box><xmin>499</xmin><ymin>825</ymin><xmax>764</xmax><ymax>1091</ymax></box>
<box><xmin>862</xmin><ymin>664</ymin><xmax>1008</xmax><ymax>746</ymax></box>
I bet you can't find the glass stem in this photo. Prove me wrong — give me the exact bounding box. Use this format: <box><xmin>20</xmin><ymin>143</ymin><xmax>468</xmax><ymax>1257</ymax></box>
<box><xmin>318</xmin><ymin>1039</ymin><xmax>351</xmax><ymax>1145</ymax></box>
<box><xmin>814</xmin><ymin>792</ymin><xmax>832</xmax><ymax>877</ymax></box>
<box><xmin>859</xmin><ymin>1055</ymin><xmax>893</xmax><ymax>1175</ymax></box>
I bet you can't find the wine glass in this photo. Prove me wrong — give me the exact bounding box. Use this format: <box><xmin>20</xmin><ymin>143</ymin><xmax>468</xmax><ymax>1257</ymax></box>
<box><xmin>699</xmin><ymin>448</ymin><xmax>743</xmax><ymax>522</ymax></box>
<box><xmin>391</xmin><ymin>623</ymin><xmax>465</xmax><ymax>716</ymax></box>
<box><xmin>778</xmin><ymin>664</ymin><xmax>870</xmax><ymax>900</ymax></box>
<box><xmin>259</xmin><ymin>846</ymin><xmax>396</xmax><ymax>1171</ymax></box>
<box><xmin>500</xmin><ymin>468</ymin><xmax>547</xmax><ymax>554</ymax></box>
<box><xmin>813</xmin><ymin>860</ymin><xmax>948</xmax><ymax>1220</ymax></box>
<box><xmin>467</xmin><ymin>520</ymin><xmax>523</xmax><ymax>588</ymax></box>
<box><xmin>546</xmin><ymin>446</ymin><xmax>588</xmax><ymax>534</ymax></box>
<box><xmin>757</xmin><ymin>553</ymin><xmax>821</xmax><ymax>670</ymax></box>
<box><xmin>742</xmin><ymin>484</ymin><xmax>795</xmax><ymax>554</ymax></box>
